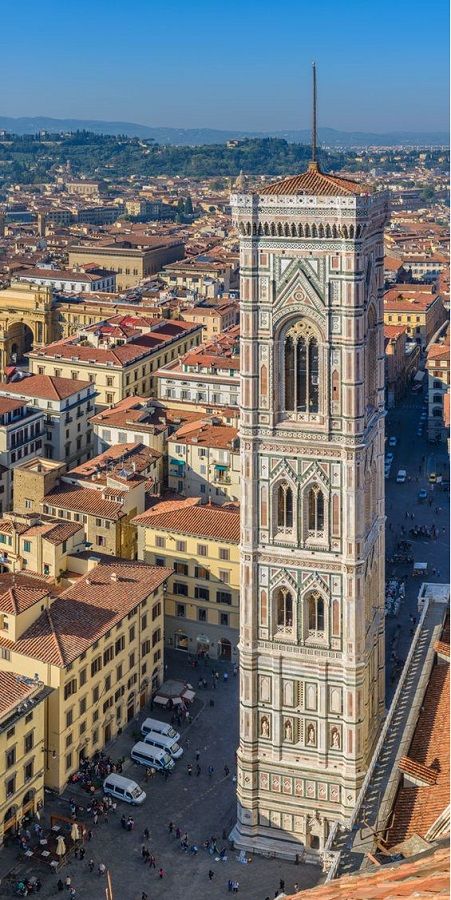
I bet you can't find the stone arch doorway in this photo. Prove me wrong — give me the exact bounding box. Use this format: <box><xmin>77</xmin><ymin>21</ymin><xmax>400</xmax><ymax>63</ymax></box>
<box><xmin>6</xmin><ymin>322</ymin><xmax>34</xmax><ymax>364</ymax></box>
<box><xmin>22</xmin><ymin>788</ymin><xmax>36</xmax><ymax>819</ymax></box>
<box><xmin>3</xmin><ymin>803</ymin><xmax>18</xmax><ymax>837</ymax></box>
<box><xmin>218</xmin><ymin>638</ymin><xmax>232</xmax><ymax>660</ymax></box>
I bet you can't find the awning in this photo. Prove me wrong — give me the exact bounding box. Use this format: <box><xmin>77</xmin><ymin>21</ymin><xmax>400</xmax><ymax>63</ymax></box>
<box><xmin>169</xmin><ymin>458</ymin><xmax>184</xmax><ymax>466</ymax></box>
<box><xmin>214</xmin><ymin>464</ymin><xmax>228</xmax><ymax>471</ymax></box>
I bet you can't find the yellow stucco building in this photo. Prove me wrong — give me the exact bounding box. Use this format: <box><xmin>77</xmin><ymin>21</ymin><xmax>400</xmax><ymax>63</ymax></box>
<box><xmin>134</xmin><ymin>498</ymin><xmax>240</xmax><ymax>660</ymax></box>
<box><xmin>0</xmin><ymin>559</ymin><xmax>170</xmax><ymax>793</ymax></box>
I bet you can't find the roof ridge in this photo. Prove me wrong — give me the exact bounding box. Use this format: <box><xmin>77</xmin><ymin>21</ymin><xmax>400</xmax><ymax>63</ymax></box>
<box><xmin>45</xmin><ymin>607</ymin><xmax>66</xmax><ymax>667</ymax></box>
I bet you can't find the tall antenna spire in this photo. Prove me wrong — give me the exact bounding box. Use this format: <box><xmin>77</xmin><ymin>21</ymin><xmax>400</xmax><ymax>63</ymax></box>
<box><xmin>310</xmin><ymin>61</ymin><xmax>319</xmax><ymax>171</ymax></box>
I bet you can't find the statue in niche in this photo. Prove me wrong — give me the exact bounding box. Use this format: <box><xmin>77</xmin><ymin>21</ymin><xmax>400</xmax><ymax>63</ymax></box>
<box><xmin>284</xmin><ymin>719</ymin><xmax>293</xmax><ymax>741</ymax></box>
<box><xmin>307</xmin><ymin>723</ymin><xmax>316</xmax><ymax>746</ymax></box>
<box><xmin>331</xmin><ymin>727</ymin><xmax>340</xmax><ymax>749</ymax></box>
<box><xmin>261</xmin><ymin>716</ymin><xmax>270</xmax><ymax>738</ymax></box>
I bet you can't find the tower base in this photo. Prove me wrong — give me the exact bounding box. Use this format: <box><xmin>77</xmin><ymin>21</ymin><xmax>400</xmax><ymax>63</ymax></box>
<box><xmin>229</xmin><ymin>821</ymin><xmax>321</xmax><ymax>864</ymax></box>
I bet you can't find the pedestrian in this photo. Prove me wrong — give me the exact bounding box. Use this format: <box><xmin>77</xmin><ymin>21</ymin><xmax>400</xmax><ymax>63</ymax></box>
<box><xmin>208</xmin><ymin>765</ymin><xmax>214</xmax><ymax>777</ymax></box>
<box><xmin>35</xmin><ymin>878</ymin><xmax>42</xmax><ymax>892</ymax></box>
<box><xmin>57</xmin><ymin>880</ymin><xmax>64</xmax><ymax>892</ymax></box>
<box><xmin>144</xmin><ymin>826</ymin><xmax>150</xmax><ymax>840</ymax></box>
<box><xmin>176</xmin><ymin>826</ymin><xmax>181</xmax><ymax>839</ymax></box>
<box><xmin>224</xmin><ymin>765</ymin><xmax>230</xmax><ymax>776</ymax></box>
<box><xmin>280</xmin><ymin>879</ymin><xmax>285</xmax><ymax>891</ymax></box>
<box><xmin>87</xmin><ymin>829</ymin><xmax>93</xmax><ymax>842</ymax></box>
<box><xmin>208</xmin><ymin>870</ymin><xmax>214</xmax><ymax>880</ymax></box>
<box><xmin>233</xmin><ymin>666</ymin><xmax>237</xmax><ymax>676</ymax></box>
<box><xmin>228</xmin><ymin>880</ymin><xmax>233</xmax><ymax>893</ymax></box>
<box><xmin>79</xmin><ymin>847</ymin><xmax>85</xmax><ymax>861</ymax></box>
<box><xmin>65</xmin><ymin>875</ymin><xmax>71</xmax><ymax>890</ymax></box>
<box><xmin>196</xmin><ymin>763</ymin><xmax>201</xmax><ymax>776</ymax></box>
<box><xmin>121</xmin><ymin>814</ymin><xmax>126</xmax><ymax>829</ymax></box>
<box><xmin>233</xmin><ymin>882</ymin><xmax>239</xmax><ymax>893</ymax></box>
<box><xmin>69</xmin><ymin>890</ymin><xmax>76</xmax><ymax>900</ymax></box>
<box><xmin>98</xmin><ymin>863</ymin><xmax>106</xmax><ymax>877</ymax></box>
<box><xmin>187</xmin><ymin>763</ymin><xmax>193</xmax><ymax>776</ymax></box>
<box><xmin>168</xmin><ymin>821</ymin><xmax>173</xmax><ymax>834</ymax></box>
<box><xmin>223</xmin><ymin>671</ymin><xmax>228</xmax><ymax>682</ymax></box>
<box><xmin>149</xmin><ymin>855</ymin><xmax>156</xmax><ymax>869</ymax></box>
<box><xmin>294</xmin><ymin>884</ymin><xmax>299</xmax><ymax>893</ymax></box>
<box><xmin>195</xmin><ymin>749</ymin><xmax>200</xmax><ymax>761</ymax></box>
<box><xmin>88</xmin><ymin>859</ymin><xmax>95</xmax><ymax>873</ymax></box>
<box><xmin>158</xmin><ymin>867</ymin><xmax>165</xmax><ymax>879</ymax></box>
<box><xmin>142</xmin><ymin>894</ymin><xmax>148</xmax><ymax>900</ymax></box>
<box><xmin>93</xmin><ymin>812</ymin><xmax>98</xmax><ymax>826</ymax></box>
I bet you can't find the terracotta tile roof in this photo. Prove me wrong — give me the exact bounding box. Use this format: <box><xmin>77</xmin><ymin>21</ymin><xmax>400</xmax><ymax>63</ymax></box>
<box><xmin>44</xmin><ymin>484</ymin><xmax>126</xmax><ymax>521</ymax></box>
<box><xmin>68</xmin><ymin>442</ymin><xmax>160</xmax><ymax>482</ymax></box>
<box><xmin>259</xmin><ymin>163</ymin><xmax>370</xmax><ymax>197</ymax></box>
<box><xmin>0</xmin><ymin>574</ymin><xmax>50</xmax><ymax>615</ymax></box>
<box><xmin>384</xmin><ymin>288</ymin><xmax>441</xmax><ymax>312</ymax></box>
<box><xmin>0</xmin><ymin>671</ymin><xmax>37</xmax><ymax>718</ymax></box>
<box><xmin>0</xmin><ymin>519</ymin><xmax>29</xmax><ymax>536</ymax></box>
<box><xmin>387</xmin><ymin>659</ymin><xmax>450</xmax><ymax>847</ymax></box>
<box><xmin>0</xmin><ymin>397</ymin><xmax>27</xmax><ymax>415</ymax></box>
<box><xmin>398</xmin><ymin>756</ymin><xmax>438</xmax><ymax>786</ymax></box>
<box><xmin>133</xmin><ymin>499</ymin><xmax>240</xmax><ymax>542</ymax></box>
<box><xmin>169</xmin><ymin>419</ymin><xmax>238</xmax><ymax>449</ymax></box>
<box><xmin>0</xmin><ymin>374</ymin><xmax>92</xmax><ymax>400</ymax></box>
<box><xmin>434</xmin><ymin>641</ymin><xmax>450</xmax><ymax>659</ymax></box>
<box><xmin>0</xmin><ymin>559</ymin><xmax>172</xmax><ymax>667</ymax></box>
<box><xmin>284</xmin><ymin>845</ymin><xmax>449</xmax><ymax>899</ymax></box>
<box><xmin>384</xmin><ymin>325</ymin><xmax>407</xmax><ymax>340</ymax></box>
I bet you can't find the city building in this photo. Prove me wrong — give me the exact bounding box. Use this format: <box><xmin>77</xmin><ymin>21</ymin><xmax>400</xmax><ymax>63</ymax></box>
<box><xmin>28</xmin><ymin>315</ymin><xmax>202</xmax><ymax>408</ymax></box>
<box><xmin>230</xmin><ymin>160</ymin><xmax>389</xmax><ymax>856</ymax></box>
<box><xmin>0</xmin><ymin>671</ymin><xmax>51</xmax><ymax>844</ymax></box>
<box><xmin>0</xmin><ymin>512</ymin><xmax>85</xmax><ymax>579</ymax></box>
<box><xmin>168</xmin><ymin>416</ymin><xmax>240</xmax><ymax>503</ymax></box>
<box><xmin>0</xmin><ymin>374</ymin><xmax>97</xmax><ymax>467</ymax></box>
<box><xmin>0</xmin><ymin>398</ymin><xmax>45</xmax><ymax>512</ymax></box>
<box><xmin>157</xmin><ymin>326</ymin><xmax>240</xmax><ymax>411</ymax></box>
<box><xmin>15</xmin><ymin>266</ymin><xmax>116</xmax><ymax>294</ymax></box>
<box><xmin>384</xmin><ymin>325</ymin><xmax>420</xmax><ymax>408</ymax></box>
<box><xmin>134</xmin><ymin>498</ymin><xmax>239</xmax><ymax>660</ymax></box>
<box><xmin>68</xmin><ymin>236</ymin><xmax>185</xmax><ymax>291</ymax></box>
<box><xmin>384</xmin><ymin>285</ymin><xmax>447</xmax><ymax>347</ymax></box>
<box><xmin>161</xmin><ymin>254</ymin><xmax>239</xmax><ymax>298</ymax></box>
<box><xmin>90</xmin><ymin>396</ymin><xmax>201</xmax><ymax>456</ymax></box>
<box><xmin>0</xmin><ymin>283</ymin><xmax>56</xmax><ymax>371</ymax></box>
<box><xmin>0</xmin><ymin>560</ymin><xmax>170</xmax><ymax>792</ymax></box>
<box><xmin>179</xmin><ymin>301</ymin><xmax>239</xmax><ymax>339</ymax></box>
<box><xmin>66</xmin><ymin>180</ymin><xmax>101</xmax><ymax>197</ymax></box>
<box><xmin>426</xmin><ymin>333</ymin><xmax>450</xmax><ymax>443</ymax></box>
<box><xmin>400</xmin><ymin>254</ymin><xmax>448</xmax><ymax>283</ymax></box>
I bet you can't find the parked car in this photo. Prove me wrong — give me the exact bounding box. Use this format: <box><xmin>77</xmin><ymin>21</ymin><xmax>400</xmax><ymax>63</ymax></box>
<box><xmin>103</xmin><ymin>774</ymin><xmax>146</xmax><ymax>805</ymax></box>
<box><xmin>418</xmin><ymin>489</ymin><xmax>428</xmax><ymax>501</ymax></box>
<box><xmin>396</xmin><ymin>469</ymin><xmax>407</xmax><ymax>483</ymax></box>
<box><xmin>428</xmin><ymin>473</ymin><xmax>437</xmax><ymax>484</ymax></box>
<box><xmin>388</xmin><ymin>437</ymin><xmax>397</xmax><ymax>447</ymax></box>
<box><xmin>385</xmin><ymin>452</ymin><xmax>394</xmax><ymax>464</ymax></box>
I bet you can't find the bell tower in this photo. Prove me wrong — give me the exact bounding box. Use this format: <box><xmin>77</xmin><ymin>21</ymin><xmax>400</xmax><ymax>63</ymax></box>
<box><xmin>230</xmin><ymin>73</ymin><xmax>390</xmax><ymax>858</ymax></box>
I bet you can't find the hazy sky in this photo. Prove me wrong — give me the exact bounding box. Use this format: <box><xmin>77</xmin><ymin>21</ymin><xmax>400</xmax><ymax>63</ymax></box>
<box><xmin>1</xmin><ymin>0</ymin><xmax>449</xmax><ymax>132</ymax></box>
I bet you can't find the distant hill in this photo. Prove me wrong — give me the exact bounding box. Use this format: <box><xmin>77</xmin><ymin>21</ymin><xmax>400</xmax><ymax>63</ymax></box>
<box><xmin>0</xmin><ymin>116</ymin><xmax>448</xmax><ymax>147</ymax></box>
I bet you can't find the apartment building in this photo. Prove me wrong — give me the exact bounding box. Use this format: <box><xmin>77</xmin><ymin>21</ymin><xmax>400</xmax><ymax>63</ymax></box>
<box><xmin>180</xmin><ymin>301</ymin><xmax>239</xmax><ymax>339</ymax></box>
<box><xmin>66</xmin><ymin>181</ymin><xmax>101</xmax><ymax>197</ymax></box>
<box><xmin>168</xmin><ymin>417</ymin><xmax>240</xmax><ymax>503</ymax></box>
<box><xmin>0</xmin><ymin>512</ymin><xmax>85</xmax><ymax>579</ymax></box>
<box><xmin>426</xmin><ymin>333</ymin><xmax>450</xmax><ymax>443</ymax></box>
<box><xmin>160</xmin><ymin>254</ymin><xmax>239</xmax><ymax>298</ymax></box>
<box><xmin>68</xmin><ymin>237</ymin><xmax>184</xmax><ymax>291</ymax></box>
<box><xmin>0</xmin><ymin>399</ymin><xmax>45</xmax><ymax>511</ymax></box>
<box><xmin>29</xmin><ymin>315</ymin><xmax>202</xmax><ymax>408</ymax></box>
<box><xmin>15</xmin><ymin>267</ymin><xmax>116</xmax><ymax>294</ymax></box>
<box><xmin>384</xmin><ymin>326</ymin><xmax>421</xmax><ymax>408</ymax></box>
<box><xmin>0</xmin><ymin>560</ymin><xmax>170</xmax><ymax>792</ymax></box>
<box><xmin>384</xmin><ymin>285</ymin><xmax>447</xmax><ymax>347</ymax></box>
<box><xmin>134</xmin><ymin>498</ymin><xmax>239</xmax><ymax>661</ymax></box>
<box><xmin>157</xmin><ymin>326</ymin><xmax>240</xmax><ymax>411</ymax></box>
<box><xmin>0</xmin><ymin>672</ymin><xmax>51</xmax><ymax>843</ymax></box>
<box><xmin>0</xmin><ymin>375</ymin><xmax>97</xmax><ymax>467</ymax></box>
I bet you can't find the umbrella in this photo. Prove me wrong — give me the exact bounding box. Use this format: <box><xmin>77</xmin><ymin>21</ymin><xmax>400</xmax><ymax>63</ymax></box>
<box><xmin>70</xmin><ymin>823</ymin><xmax>79</xmax><ymax>842</ymax></box>
<box><xmin>55</xmin><ymin>836</ymin><xmax>66</xmax><ymax>857</ymax></box>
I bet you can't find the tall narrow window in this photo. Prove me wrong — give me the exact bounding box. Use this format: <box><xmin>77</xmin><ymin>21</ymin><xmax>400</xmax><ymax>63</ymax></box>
<box><xmin>276</xmin><ymin>589</ymin><xmax>293</xmax><ymax>630</ymax></box>
<box><xmin>308</xmin><ymin>592</ymin><xmax>325</xmax><ymax>634</ymax></box>
<box><xmin>308</xmin><ymin>486</ymin><xmax>324</xmax><ymax>533</ymax></box>
<box><xmin>277</xmin><ymin>483</ymin><xmax>293</xmax><ymax>530</ymax></box>
<box><xmin>283</xmin><ymin>322</ymin><xmax>320</xmax><ymax>414</ymax></box>
<box><xmin>285</xmin><ymin>336</ymin><xmax>295</xmax><ymax>410</ymax></box>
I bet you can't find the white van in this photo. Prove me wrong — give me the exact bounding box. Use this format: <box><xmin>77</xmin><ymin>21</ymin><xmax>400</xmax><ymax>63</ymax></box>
<box><xmin>143</xmin><ymin>730</ymin><xmax>183</xmax><ymax>759</ymax></box>
<box><xmin>130</xmin><ymin>741</ymin><xmax>175</xmax><ymax>772</ymax></box>
<box><xmin>141</xmin><ymin>717</ymin><xmax>180</xmax><ymax>742</ymax></box>
<box><xmin>103</xmin><ymin>774</ymin><xmax>146</xmax><ymax>805</ymax></box>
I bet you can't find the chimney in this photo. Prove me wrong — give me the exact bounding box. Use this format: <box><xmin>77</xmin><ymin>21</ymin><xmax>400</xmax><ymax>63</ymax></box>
<box><xmin>111</xmin><ymin>572</ymin><xmax>118</xmax><ymax>582</ymax></box>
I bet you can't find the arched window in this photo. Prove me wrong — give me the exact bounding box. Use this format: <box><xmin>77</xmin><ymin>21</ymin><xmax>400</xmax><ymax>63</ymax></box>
<box><xmin>277</xmin><ymin>482</ymin><xmax>293</xmax><ymax>530</ymax></box>
<box><xmin>433</xmin><ymin>394</ymin><xmax>443</xmax><ymax>404</ymax></box>
<box><xmin>276</xmin><ymin>588</ymin><xmax>293</xmax><ymax>630</ymax></box>
<box><xmin>307</xmin><ymin>592</ymin><xmax>325</xmax><ymax>634</ymax></box>
<box><xmin>308</xmin><ymin>485</ymin><xmax>324</xmax><ymax>533</ymax></box>
<box><xmin>283</xmin><ymin>322</ymin><xmax>320</xmax><ymax>414</ymax></box>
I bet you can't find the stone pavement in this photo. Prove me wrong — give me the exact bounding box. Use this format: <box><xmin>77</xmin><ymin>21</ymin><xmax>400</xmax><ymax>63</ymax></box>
<box><xmin>1</xmin><ymin>651</ymin><xmax>321</xmax><ymax>899</ymax></box>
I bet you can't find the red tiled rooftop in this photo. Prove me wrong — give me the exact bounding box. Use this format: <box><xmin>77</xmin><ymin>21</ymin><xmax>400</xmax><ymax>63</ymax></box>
<box><xmin>0</xmin><ymin>672</ymin><xmax>39</xmax><ymax>718</ymax></box>
<box><xmin>133</xmin><ymin>499</ymin><xmax>240</xmax><ymax>542</ymax></box>
<box><xmin>0</xmin><ymin>573</ymin><xmax>50</xmax><ymax>615</ymax></box>
<box><xmin>259</xmin><ymin>162</ymin><xmax>370</xmax><ymax>197</ymax></box>
<box><xmin>0</xmin><ymin>374</ymin><xmax>92</xmax><ymax>401</ymax></box>
<box><xmin>44</xmin><ymin>484</ymin><xmax>126</xmax><ymax>520</ymax></box>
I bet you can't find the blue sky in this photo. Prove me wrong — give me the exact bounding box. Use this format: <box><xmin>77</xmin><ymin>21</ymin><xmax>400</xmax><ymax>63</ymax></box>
<box><xmin>1</xmin><ymin>0</ymin><xmax>449</xmax><ymax>132</ymax></box>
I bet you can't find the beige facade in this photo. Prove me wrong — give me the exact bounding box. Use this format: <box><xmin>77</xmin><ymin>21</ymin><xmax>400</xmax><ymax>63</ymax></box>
<box><xmin>134</xmin><ymin>499</ymin><xmax>240</xmax><ymax>660</ymax></box>
<box><xmin>0</xmin><ymin>512</ymin><xmax>85</xmax><ymax>580</ymax></box>
<box><xmin>68</xmin><ymin>239</ymin><xmax>184</xmax><ymax>291</ymax></box>
<box><xmin>168</xmin><ymin>418</ymin><xmax>240</xmax><ymax>503</ymax></box>
<box><xmin>0</xmin><ymin>560</ymin><xmax>169</xmax><ymax>792</ymax></box>
<box><xmin>0</xmin><ymin>283</ymin><xmax>56</xmax><ymax>372</ymax></box>
<box><xmin>180</xmin><ymin>302</ymin><xmax>239</xmax><ymax>339</ymax></box>
<box><xmin>231</xmin><ymin>165</ymin><xmax>389</xmax><ymax>858</ymax></box>
<box><xmin>0</xmin><ymin>672</ymin><xmax>50</xmax><ymax>844</ymax></box>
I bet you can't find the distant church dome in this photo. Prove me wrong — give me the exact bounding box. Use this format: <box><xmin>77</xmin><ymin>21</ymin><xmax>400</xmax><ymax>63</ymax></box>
<box><xmin>235</xmin><ymin>170</ymin><xmax>248</xmax><ymax>191</ymax></box>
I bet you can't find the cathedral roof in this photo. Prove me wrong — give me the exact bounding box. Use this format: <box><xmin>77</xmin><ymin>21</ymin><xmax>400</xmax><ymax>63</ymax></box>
<box><xmin>259</xmin><ymin>162</ymin><xmax>370</xmax><ymax>197</ymax></box>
